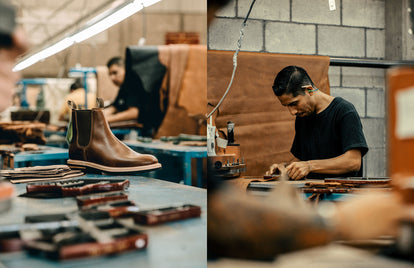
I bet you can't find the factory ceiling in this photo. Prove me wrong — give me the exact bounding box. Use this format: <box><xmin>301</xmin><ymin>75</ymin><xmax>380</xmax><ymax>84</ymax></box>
<box><xmin>11</xmin><ymin>0</ymin><xmax>120</xmax><ymax>50</ymax></box>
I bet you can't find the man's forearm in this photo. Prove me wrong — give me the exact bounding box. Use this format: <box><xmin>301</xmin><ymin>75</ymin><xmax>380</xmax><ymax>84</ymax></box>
<box><xmin>106</xmin><ymin>107</ymin><xmax>139</xmax><ymax>123</ymax></box>
<box><xmin>307</xmin><ymin>149</ymin><xmax>361</xmax><ymax>175</ymax></box>
<box><xmin>104</xmin><ymin>106</ymin><xmax>117</xmax><ymax>117</ymax></box>
<box><xmin>286</xmin><ymin>149</ymin><xmax>362</xmax><ymax>180</ymax></box>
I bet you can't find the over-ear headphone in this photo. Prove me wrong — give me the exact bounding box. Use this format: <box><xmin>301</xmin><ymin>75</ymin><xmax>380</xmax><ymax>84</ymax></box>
<box><xmin>301</xmin><ymin>85</ymin><xmax>319</xmax><ymax>93</ymax></box>
<box><xmin>307</xmin><ymin>88</ymin><xmax>319</xmax><ymax>93</ymax></box>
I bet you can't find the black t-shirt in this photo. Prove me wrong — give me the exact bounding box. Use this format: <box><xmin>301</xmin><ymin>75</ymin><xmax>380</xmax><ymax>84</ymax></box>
<box><xmin>112</xmin><ymin>78</ymin><xmax>141</xmax><ymax>113</ymax></box>
<box><xmin>291</xmin><ymin>97</ymin><xmax>368</xmax><ymax>179</ymax></box>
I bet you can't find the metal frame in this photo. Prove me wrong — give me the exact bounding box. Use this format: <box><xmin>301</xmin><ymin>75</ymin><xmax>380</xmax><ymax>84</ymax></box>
<box><xmin>330</xmin><ymin>57</ymin><xmax>414</xmax><ymax>68</ymax></box>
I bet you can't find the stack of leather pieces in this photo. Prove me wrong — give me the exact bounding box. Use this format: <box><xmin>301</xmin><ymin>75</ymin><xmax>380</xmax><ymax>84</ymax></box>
<box><xmin>0</xmin><ymin>165</ymin><xmax>84</xmax><ymax>184</ymax></box>
<box><xmin>0</xmin><ymin>121</ymin><xmax>47</xmax><ymax>145</ymax></box>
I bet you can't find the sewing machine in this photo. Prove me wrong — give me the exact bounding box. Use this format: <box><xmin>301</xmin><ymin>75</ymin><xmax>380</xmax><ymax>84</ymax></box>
<box><xmin>208</xmin><ymin>121</ymin><xmax>246</xmax><ymax>179</ymax></box>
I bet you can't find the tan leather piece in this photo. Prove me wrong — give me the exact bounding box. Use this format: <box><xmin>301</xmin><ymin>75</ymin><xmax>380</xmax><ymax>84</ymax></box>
<box><xmin>208</xmin><ymin>51</ymin><xmax>330</xmax><ymax>175</ymax></box>
<box><xmin>68</xmin><ymin>107</ymin><xmax>160</xmax><ymax>171</ymax></box>
<box><xmin>155</xmin><ymin>45</ymin><xmax>207</xmax><ymax>138</ymax></box>
<box><xmin>177</xmin><ymin>45</ymin><xmax>207</xmax><ymax>115</ymax></box>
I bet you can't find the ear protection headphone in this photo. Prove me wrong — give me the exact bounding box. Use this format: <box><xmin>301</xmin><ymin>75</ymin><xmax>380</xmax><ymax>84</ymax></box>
<box><xmin>307</xmin><ymin>88</ymin><xmax>319</xmax><ymax>93</ymax></box>
<box><xmin>301</xmin><ymin>85</ymin><xmax>319</xmax><ymax>93</ymax></box>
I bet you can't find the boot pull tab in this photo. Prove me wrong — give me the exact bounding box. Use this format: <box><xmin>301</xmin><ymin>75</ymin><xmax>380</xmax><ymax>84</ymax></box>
<box><xmin>68</xmin><ymin>100</ymin><xmax>77</xmax><ymax>110</ymax></box>
<box><xmin>96</xmin><ymin>98</ymin><xmax>104</xmax><ymax>108</ymax></box>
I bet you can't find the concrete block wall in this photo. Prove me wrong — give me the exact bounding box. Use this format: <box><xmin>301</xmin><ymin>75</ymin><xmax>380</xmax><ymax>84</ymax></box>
<box><xmin>208</xmin><ymin>0</ymin><xmax>388</xmax><ymax>177</ymax></box>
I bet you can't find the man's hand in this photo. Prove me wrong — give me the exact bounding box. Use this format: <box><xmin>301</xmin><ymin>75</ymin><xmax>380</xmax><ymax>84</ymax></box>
<box><xmin>286</xmin><ymin>161</ymin><xmax>311</xmax><ymax>180</ymax></box>
<box><xmin>265</xmin><ymin>163</ymin><xmax>280</xmax><ymax>176</ymax></box>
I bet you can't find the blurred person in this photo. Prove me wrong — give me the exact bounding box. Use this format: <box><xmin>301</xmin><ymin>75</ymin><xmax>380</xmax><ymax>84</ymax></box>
<box><xmin>58</xmin><ymin>78</ymin><xmax>97</xmax><ymax>121</ymax></box>
<box><xmin>0</xmin><ymin>0</ymin><xmax>28</xmax><ymax>112</ymax></box>
<box><xmin>104</xmin><ymin>56</ymin><xmax>140</xmax><ymax>123</ymax></box>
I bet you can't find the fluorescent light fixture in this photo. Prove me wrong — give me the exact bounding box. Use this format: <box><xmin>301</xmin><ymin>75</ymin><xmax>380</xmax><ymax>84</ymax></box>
<box><xmin>13</xmin><ymin>0</ymin><xmax>161</xmax><ymax>72</ymax></box>
<box><xmin>71</xmin><ymin>1</ymin><xmax>144</xmax><ymax>43</ymax></box>
<box><xmin>14</xmin><ymin>37</ymin><xmax>73</xmax><ymax>71</ymax></box>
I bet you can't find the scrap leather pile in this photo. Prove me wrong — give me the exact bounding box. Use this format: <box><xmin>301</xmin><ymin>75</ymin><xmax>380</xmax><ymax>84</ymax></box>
<box><xmin>0</xmin><ymin>121</ymin><xmax>47</xmax><ymax>145</ymax></box>
<box><xmin>302</xmin><ymin>177</ymin><xmax>391</xmax><ymax>194</ymax></box>
<box><xmin>301</xmin><ymin>177</ymin><xmax>391</xmax><ymax>203</ymax></box>
<box><xmin>0</xmin><ymin>211</ymin><xmax>149</xmax><ymax>260</ymax></box>
<box><xmin>0</xmin><ymin>185</ymin><xmax>201</xmax><ymax>260</ymax></box>
<box><xmin>76</xmin><ymin>192</ymin><xmax>201</xmax><ymax>226</ymax></box>
<box><xmin>24</xmin><ymin>179</ymin><xmax>129</xmax><ymax>198</ymax></box>
<box><xmin>0</xmin><ymin>165</ymin><xmax>84</xmax><ymax>184</ymax></box>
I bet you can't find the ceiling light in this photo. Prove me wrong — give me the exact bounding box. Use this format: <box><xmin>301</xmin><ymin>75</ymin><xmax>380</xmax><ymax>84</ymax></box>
<box><xmin>13</xmin><ymin>0</ymin><xmax>161</xmax><ymax>72</ymax></box>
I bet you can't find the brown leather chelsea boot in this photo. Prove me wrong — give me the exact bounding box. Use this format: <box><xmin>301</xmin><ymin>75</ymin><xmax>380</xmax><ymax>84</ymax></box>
<box><xmin>67</xmin><ymin>99</ymin><xmax>161</xmax><ymax>173</ymax></box>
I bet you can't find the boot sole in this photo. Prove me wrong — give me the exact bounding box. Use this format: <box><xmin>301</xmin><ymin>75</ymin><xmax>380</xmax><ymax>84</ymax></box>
<box><xmin>67</xmin><ymin>159</ymin><xmax>162</xmax><ymax>173</ymax></box>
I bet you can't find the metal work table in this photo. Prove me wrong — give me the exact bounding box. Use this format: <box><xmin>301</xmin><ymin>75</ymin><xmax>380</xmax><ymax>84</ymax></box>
<box><xmin>1</xmin><ymin>146</ymin><xmax>69</xmax><ymax>168</ymax></box>
<box><xmin>125</xmin><ymin>140</ymin><xmax>207</xmax><ymax>187</ymax></box>
<box><xmin>0</xmin><ymin>174</ymin><xmax>207</xmax><ymax>267</ymax></box>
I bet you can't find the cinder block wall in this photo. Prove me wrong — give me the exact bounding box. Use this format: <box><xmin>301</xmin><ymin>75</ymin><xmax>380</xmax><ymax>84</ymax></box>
<box><xmin>208</xmin><ymin>0</ymin><xmax>391</xmax><ymax>177</ymax></box>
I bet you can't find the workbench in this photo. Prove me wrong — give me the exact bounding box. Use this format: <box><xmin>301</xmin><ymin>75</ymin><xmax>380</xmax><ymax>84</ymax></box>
<box><xmin>247</xmin><ymin>180</ymin><xmax>352</xmax><ymax>201</ymax></box>
<box><xmin>125</xmin><ymin>140</ymin><xmax>207</xmax><ymax>187</ymax></box>
<box><xmin>0</xmin><ymin>174</ymin><xmax>207</xmax><ymax>268</ymax></box>
<box><xmin>1</xmin><ymin>146</ymin><xmax>69</xmax><ymax>169</ymax></box>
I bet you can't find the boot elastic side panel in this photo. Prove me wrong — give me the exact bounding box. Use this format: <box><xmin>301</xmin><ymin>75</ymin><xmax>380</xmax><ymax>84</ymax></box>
<box><xmin>76</xmin><ymin>110</ymin><xmax>92</xmax><ymax>147</ymax></box>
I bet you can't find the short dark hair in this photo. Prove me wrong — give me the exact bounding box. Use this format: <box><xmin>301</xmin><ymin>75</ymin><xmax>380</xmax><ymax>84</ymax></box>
<box><xmin>70</xmin><ymin>78</ymin><xmax>83</xmax><ymax>91</ymax></box>
<box><xmin>272</xmin><ymin>66</ymin><xmax>315</xmax><ymax>97</ymax></box>
<box><xmin>106</xmin><ymin>57</ymin><xmax>124</xmax><ymax>68</ymax></box>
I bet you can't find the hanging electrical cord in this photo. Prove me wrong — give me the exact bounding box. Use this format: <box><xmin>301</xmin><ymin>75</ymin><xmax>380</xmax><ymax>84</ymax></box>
<box><xmin>138</xmin><ymin>2</ymin><xmax>147</xmax><ymax>46</ymax></box>
<box><xmin>206</xmin><ymin>0</ymin><xmax>256</xmax><ymax>119</ymax></box>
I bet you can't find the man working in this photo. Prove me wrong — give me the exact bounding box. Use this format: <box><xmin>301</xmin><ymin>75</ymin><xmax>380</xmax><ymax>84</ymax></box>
<box><xmin>266</xmin><ymin>66</ymin><xmax>368</xmax><ymax>180</ymax></box>
<box><xmin>104</xmin><ymin>56</ymin><xmax>140</xmax><ymax>123</ymax></box>
<box><xmin>0</xmin><ymin>1</ymin><xmax>28</xmax><ymax>112</ymax></box>
<box><xmin>58</xmin><ymin>79</ymin><xmax>96</xmax><ymax>121</ymax></box>
<box><xmin>207</xmin><ymin>1</ymin><xmax>412</xmax><ymax>261</ymax></box>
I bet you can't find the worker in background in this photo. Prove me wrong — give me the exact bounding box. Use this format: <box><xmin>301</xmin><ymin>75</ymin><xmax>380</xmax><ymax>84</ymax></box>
<box><xmin>266</xmin><ymin>66</ymin><xmax>368</xmax><ymax>180</ymax></box>
<box><xmin>207</xmin><ymin>0</ymin><xmax>410</xmax><ymax>260</ymax></box>
<box><xmin>0</xmin><ymin>1</ymin><xmax>28</xmax><ymax>113</ymax></box>
<box><xmin>58</xmin><ymin>78</ymin><xmax>97</xmax><ymax>121</ymax></box>
<box><xmin>104</xmin><ymin>56</ymin><xmax>140</xmax><ymax>123</ymax></box>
